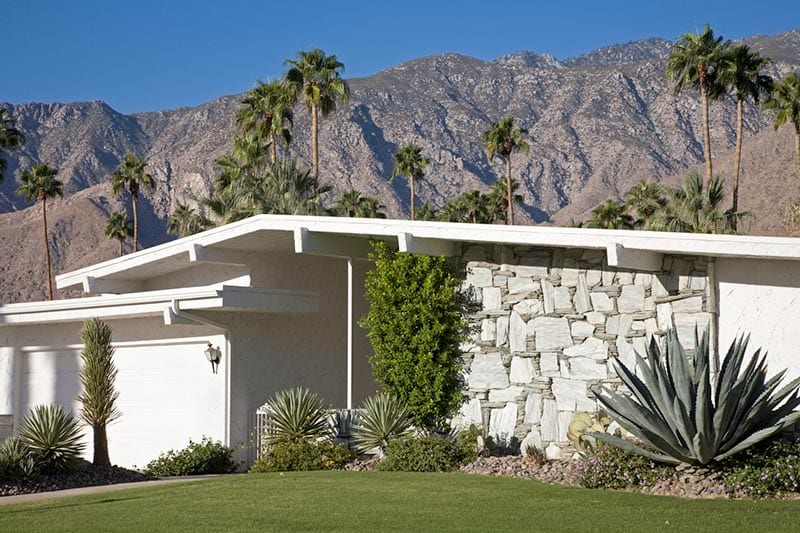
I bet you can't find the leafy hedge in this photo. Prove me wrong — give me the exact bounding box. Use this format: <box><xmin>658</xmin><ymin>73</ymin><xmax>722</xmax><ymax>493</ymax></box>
<box><xmin>249</xmin><ymin>440</ymin><xmax>354</xmax><ymax>472</ymax></box>
<box><xmin>144</xmin><ymin>437</ymin><xmax>238</xmax><ymax>476</ymax></box>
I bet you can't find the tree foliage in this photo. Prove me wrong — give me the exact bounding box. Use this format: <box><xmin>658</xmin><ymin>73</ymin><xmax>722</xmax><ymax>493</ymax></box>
<box><xmin>360</xmin><ymin>241</ymin><xmax>465</xmax><ymax>427</ymax></box>
<box><xmin>481</xmin><ymin>117</ymin><xmax>529</xmax><ymax>225</ymax></box>
<box><xmin>0</xmin><ymin>107</ymin><xmax>25</xmax><ymax>185</ymax></box>
<box><xmin>110</xmin><ymin>153</ymin><xmax>155</xmax><ymax>252</ymax></box>
<box><xmin>391</xmin><ymin>143</ymin><xmax>429</xmax><ymax>221</ymax></box>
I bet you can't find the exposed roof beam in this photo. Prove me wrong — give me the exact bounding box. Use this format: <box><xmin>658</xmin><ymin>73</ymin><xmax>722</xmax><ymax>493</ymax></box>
<box><xmin>606</xmin><ymin>243</ymin><xmax>663</xmax><ymax>272</ymax></box>
<box><xmin>397</xmin><ymin>232</ymin><xmax>457</xmax><ymax>257</ymax></box>
<box><xmin>188</xmin><ymin>244</ymin><xmax>249</xmax><ymax>265</ymax></box>
<box><xmin>294</xmin><ymin>227</ymin><xmax>373</xmax><ymax>259</ymax></box>
<box><xmin>82</xmin><ymin>276</ymin><xmax>145</xmax><ymax>295</ymax></box>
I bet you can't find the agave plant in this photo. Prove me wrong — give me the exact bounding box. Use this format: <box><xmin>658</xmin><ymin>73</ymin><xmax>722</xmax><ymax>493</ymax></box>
<box><xmin>19</xmin><ymin>404</ymin><xmax>85</xmax><ymax>474</ymax></box>
<box><xmin>351</xmin><ymin>393</ymin><xmax>413</xmax><ymax>456</ymax></box>
<box><xmin>0</xmin><ymin>435</ymin><xmax>38</xmax><ymax>481</ymax></box>
<box><xmin>264</xmin><ymin>387</ymin><xmax>332</xmax><ymax>445</ymax></box>
<box><xmin>590</xmin><ymin>329</ymin><xmax>800</xmax><ymax>466</ymax></box>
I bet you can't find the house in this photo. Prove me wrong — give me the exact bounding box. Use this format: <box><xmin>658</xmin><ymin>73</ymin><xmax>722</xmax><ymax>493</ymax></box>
<box><xmin>1</xmin><ymin>214</ymin><xmax>800</xmax><ymax>466</ymax></box>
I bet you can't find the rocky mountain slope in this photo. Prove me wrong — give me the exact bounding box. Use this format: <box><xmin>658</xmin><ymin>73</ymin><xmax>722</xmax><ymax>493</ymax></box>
<box><xmin>1</xmin><ymin>30</ymin><xmax>799</xmax><ymax>303</ymax></box>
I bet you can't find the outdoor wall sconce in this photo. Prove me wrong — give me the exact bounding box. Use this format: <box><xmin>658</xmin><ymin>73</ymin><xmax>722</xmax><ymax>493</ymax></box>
<box><xmin>204</xmin><ymin>343</ymin><xmax>222</xmax><ymax>374</ymax></box>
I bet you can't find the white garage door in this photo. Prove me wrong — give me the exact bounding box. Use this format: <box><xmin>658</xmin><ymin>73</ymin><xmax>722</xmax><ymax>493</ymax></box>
<box><xmin>20</xmin><ymin>336</ymin><xmax>226</xmax><ymax>469</ymax></box>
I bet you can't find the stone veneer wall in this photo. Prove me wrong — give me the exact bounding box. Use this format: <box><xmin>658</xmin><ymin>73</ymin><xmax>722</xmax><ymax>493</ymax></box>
<box><xmin>452</xmin><ymin>243</ymin><xmax>710</xmax><ymax>459</ymax></box>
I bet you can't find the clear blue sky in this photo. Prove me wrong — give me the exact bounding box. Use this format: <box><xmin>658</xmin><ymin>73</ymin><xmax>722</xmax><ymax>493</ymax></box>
<box><xmin>3</xmin><ymin>0</ymin><xmax>798</xmax><ymax>114</ymax></box>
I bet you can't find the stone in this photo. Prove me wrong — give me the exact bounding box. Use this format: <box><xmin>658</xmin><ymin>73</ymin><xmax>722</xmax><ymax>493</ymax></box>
<box><xmin>560</xmin><ymin>267</ymin><xmax>579</xmax><ymax>287</ymax></box>
<box><xmin>514</xmin><ymin>265</ymin><xmax>550</xmax><ymax>278</ymax></box>
<box><xmin>651</xmin><ymin>274</ymin><xmax>669</xmax><ymax>297</ymax></box>
<box><xmin>644</xmin><ymin>296</ymin><xmax>656</xmax><ymax>312</ymax></box>
<box><xmin>523</xmin><ymin>392</ymin><xmax>542</xmax><ymax>424</ymax></box>
<box><xmin>617</xmin><ymin>272</ymin><xmax>634</xmax><ymax>285</ymax></box>
<box><xmin>496</xmin><ymin>316</ymin><xmax>509</xmax><ymax>347</ymax></box>
<box><xmin>467</xmin><ymin>267</ymin><xmax>493</xmax><ymax>288</ymax></box>
<box><xmin>540</xmin><ymin>400</ymin><xmax>559</xmax><ymax>441</ymax></box>
<box><xmin>564</xmin><ymin>336</ymin><xmax>608</xmax><ymax>360</ymax></box>
<box><xmin>589</xmin><ymin>292</ymin><xmax>614</xmax><ymax>312</ymax></box>
<box><xmin>616</xmin><ymin>336</ymin><xmax>636</xmax><ymax>370</ymax></box>
<box><xmin>552</xmin><ymin>378</ymin><xmax>595</xmax><ymax>411</ymax></box>
<box><xmin>644</xmin><ymin>318</ymin><xmax>658</xmax><ymax>337</ymax></box>
<box><xmin>602</xmin><ymin>270</ymin><xmax>615</xmax><ymax>286</ymax></box>
<box><xmin>545</xmin><ymin>443</ymin><xmax>562</xmax><ymax>460</ymax></box>
<box><xmin>674</xmin><ymin>312</ymin><xmax>709</xmax><ymax>350</ymax></box>
<box><xmin>672</xmin><ymin>296</ymin><xmax>703</xmax><ymax>314</ymax></box>
<box><xmin>689</xmin><ymin>274</ymin><xmax>707</xmax><ymax>291</ymax></box>
<box><xmin>561</xmin><ymin>356</ymin><xmax>609</xmax><ymax>380</ymax></box>
<box><xmin>586</xmin><ymin>268</ymin><xmax>602</xmax><ymax>287</ymax></box>
<box><xmin>454</xmin><ymin>398</ymin><xmax>483</xmax><ymax>428</ymax></box>
<box><xmin>574</xmin><ymin>273</ymin><xmax>592</xmax><ymax>313</ymax></box>
<box><xmin>510</xmin><ymin>357</ymin><xmax>536</xmax><ymax>383</ymax></box>
<box><xmin>521</xmin><ymin>430</ymin><xmax>543</xmax><ymax>454</ymax></box>
<box><xmin>585</xmin><ymin>311</ymin><xmax>606</xmax><ymax>325</ymax></box>
<box><xmin>480</xmin><ymin>319</ymin><xmax>496</xmax><ymax>342</ymax></box>
<box><xmin>532</xmin><ymin>317</ymin><xmax>573</xmax><ymax>350</ymax></box>
<box><xmin>508</xmin><ymin>277</ymin><xmax>538</xmax><ymax>294</ymax></box>
<box><xmin>512</xmin><ymin>299</ymin><xmax>543</xmax><ymax>317</ymax></box>
<box><xmin>656</xmin><ymin>302</ymin><xmax>674</xmax><ymax>331</ymax></box>
<box><xmin>541</xmin><ymin>279</ymin><xmax>555</xmax><ymax>314</ymax></box>
<box><xmin>634</xmin><ymin>273</ymin><xmax>652</xmax><ymax>287</ymax></box>
<box><xmin>553</xmin><ymin>286</ymin><xmax>573</xmax><ymax>313</ymax></box>
<box><xmin>489</xmin><ymin>403</ymin><xmax>518</xmax><ymax>446</ymax></box>
<box><xmin>509</xmin><ymin>311</ymin><xmax>527</xmax><ymax>353</ymax></box>
<box><xmin>558</xmin><ymin>411</ymin><xmax>573</xmax><ymax>442</ymax></box>
<box><xmin>618</xmin><ymin>285</ymin><xmax>645</xmax><ymax>313</ymax></box>
<box><xmin>570</xmin><ymin>320</ymin><xmax>595</xmax><ymax>338</ymax></box>
<box><xmin>489</xmin><ymin>386</ymin><xmax>525</xmax><ymax>403</ymax></box>
<box><xmin>539</xmin><ymin>352</ymin><xmax>560</xmax><ymax>376</ymax></box>
<box><xmin>607</xmin><ymin>314</ymin><xmax>633</xmax><ymax>337</ymax></box>
<box><xmin>468</xmin><ymin>353</ymin><xmax>509</xmax><ymax>389</ymax></box>
<box><xmin>482</xmin><ymin>287</ymin><xmax>503</xmax><ymax>311</ymax></box>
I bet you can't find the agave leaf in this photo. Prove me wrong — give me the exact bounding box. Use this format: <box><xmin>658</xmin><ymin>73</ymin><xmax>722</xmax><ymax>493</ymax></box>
<box><xmin>587</xmin><ymin>432</ymin><xmax>682</xmax><ymax>465</ymax></box>
<box><xmin>714</xmin><ymin>410</ymin><xmax>800</xmax><ymax>460</ymax></box>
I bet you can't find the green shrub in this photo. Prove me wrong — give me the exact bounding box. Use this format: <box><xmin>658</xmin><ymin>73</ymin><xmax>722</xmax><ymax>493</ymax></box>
<box><xmin>360</xmin><ymin>241</ymin><xmax>466</xmax><ymax>428</ymax></box>
<box><xmin>249</xmin><ymin>440</ymin><xmax>354</xmax><ymax>472</ymax></box>
<box><xmin>378</xmin><ymin>435</ymin><xmax>463</xmax><ymax>472</ymax></box>
<box><xmin>722</xmin><ymin>439</ymin><xmax>800</xmax><ymax>498</ymax></box>
<box><xmin>263</xmin><ymin>387</ymin><xmax>332</xmax><ymax>445</ymax></box>
<box><xmin>351</xmin><ymin>393</ymin><xmax>412</xmax><ymax>455</ymax></box>
<box><xmin>591</xmin><ymin>329</ymin><xmax>800</xmax><ymax>465</ymax></box>
<box><xmin>577</xmin><ymin>443</ymin><xmax>672</xmax><ymax>489</ymax></box>
<box><xmin>455</xmin><ymin>425</ymin><xmax>483</xmax><ymax>464</ymax></box>
<box><xmin>0</xmin><ymin>436</ymin><xmax>38</xmax><ymax>482</ymax></box>
<box><xmin>19</xmin><ymin>404</ymin><xmax>85</xmax><ymax>475</ymax></box>
<box><xmin>144</xmin><ymin>437</ymin><xmax>238</xmax><ymax>476</ymax></box>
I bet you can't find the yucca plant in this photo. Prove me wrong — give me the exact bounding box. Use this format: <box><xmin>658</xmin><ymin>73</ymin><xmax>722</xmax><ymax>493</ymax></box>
<box><xmin>19</xmin><ymin>404</ymin><xmax>85</xmax><ymax>474</ymax></box>
<box><xmin>0</xmin><ymin>435</ymin><xmax>38</xmax><ymax>482</ymax></box>
<box><xmin>351</xmin><ymin>393</ymin><xmax>413</xmax><ymax>456</ymax></box>
<box><xmin>590</xmin><ymin>329</ymin><xmax>800</xmax><ymax>466</ymax></box>
<box><xmin>264</xmin><ymin>387</ymin><xmax>332</xmax><ymax>445</ymax></box>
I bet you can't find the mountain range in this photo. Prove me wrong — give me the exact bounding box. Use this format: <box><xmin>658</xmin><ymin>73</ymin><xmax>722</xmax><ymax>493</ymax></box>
<box><xmin>2</xmin><ymin>30</ymin><xmax>799</xmax><ymax>303</ymax></box>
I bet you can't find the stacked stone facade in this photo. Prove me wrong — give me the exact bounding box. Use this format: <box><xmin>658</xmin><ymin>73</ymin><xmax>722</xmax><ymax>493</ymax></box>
<box><xmin>453</xmin><ymin>243</ymin><xmax>710</xmax><ymax>459</ymax></box>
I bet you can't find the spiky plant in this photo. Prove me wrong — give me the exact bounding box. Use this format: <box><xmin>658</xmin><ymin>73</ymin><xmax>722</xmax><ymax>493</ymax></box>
<box><xmin>264</xmin><ymin>387</ymin><xmax>332</xmax><ymax>445</ymax></box>
<box><xmin>19</xmin><ymin>404</ymin><xmax>85</xmax><ymax>474</ymax></box>
<box><xmin>77</xmin><ymin>318</ymin><xmax>121</xmax><ymax>467</ymax></box>
<box><xmin>590</xmin><ymin>329</ymin><xmax>800</xmax><ymax>466</ymax></box>
<box><xmin>0</xmin><ymin>436</ymin><xmax>38</xmax><ymax>481</ymax></box>
<box><xmin>351</xmin><ymin>393</ymin><xmax>413</xmax><ymax>456</ymax></box>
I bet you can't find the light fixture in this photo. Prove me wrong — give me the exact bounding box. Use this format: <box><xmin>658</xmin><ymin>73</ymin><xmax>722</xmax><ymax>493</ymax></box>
<box><xmin>204</xmin><ymin>342</ymin><xmax>222</xmax><ymax>374</ymax></box>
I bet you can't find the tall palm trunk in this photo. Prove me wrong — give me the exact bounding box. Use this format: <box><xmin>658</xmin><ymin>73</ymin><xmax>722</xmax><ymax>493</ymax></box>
<box><xmin>731</xmin><ymin>98</ymin><xmax>744</xmax><ymax>230</ymax></box>
<box><xmin>132</xmin><ymin>193</ymin><xmax>139</xmax><ymax>252</ymax></box>
<box><xmin>506</xmin><ymin>157</ymin><xmax>514</xmax><ymax>225</ymax></box>
<box><xmin>699</xmin><ymin>68</ymin><xmax>714</xmax><ymax>187</ymax></box>
<box><xmin>93</xmin><ymin>423</ymin><xmax>111</xmax><ymax>468</ymax></box>
<box><xmin>795</xmin><ymin>123</ymin><xmax>800</xmax><ymax>181</ymax></box>
<box><xmin>410</xmin><ymin>177</ymin><xmax>416</xmax><ymax>221</ymax></box>
<box><xmin>311</xmin><ymin>103</ymin><xmax>319</xmax><ymax>191</ymax></box>
<box><xmin>118</xmin><ymin>238</ymin><xmax>124</xmax><ymax>257</ymax></box>
<box><xmin>41</xmin><ymin>195</ymin><xmax>54</xmax><ymax>300</ymax></box>
<box><xmin>269</xmin><ymin>133</ymin><xmax>277</xmax><ymax>163</ymax></box>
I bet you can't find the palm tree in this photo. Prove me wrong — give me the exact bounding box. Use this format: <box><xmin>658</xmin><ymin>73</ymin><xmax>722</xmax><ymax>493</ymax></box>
<box><xmin>416</xmin><ymin>203</ymin><xmax>438</xmax><ymax>221</ymax></box>
<box><xmin>391</xmin><ymin>143</ymin><xmax>430</xmax><ymax>221</ymax></box>
<box><xmin>109</xmin><ymin>154</ymin><xmax>155</xmax><ymax>252</ymax></box>
<box><xmin>666</xmin><ymin>25</ymin><xmax>729</xmax><ymax>187</ymax></box>
<box><xmin>487</xmin><ymin>178</ymin><xmax>524</xmax><ymax>224</ymax></box>
<box><xmin>335</xmin><ymin>188</ymin><xmax>364</xmax><ymax>217</ymax></box>
<box><xmin>438</xmin><ymin>199</ymin><xmax>468</xmax><ymax>223</ymax></box>
<box><xmin>254</xmin><ymin>158</ymin><xmax>329</xmax><ymax>216</ymax></box>
<box><xmin>481</xmin><ymin>117</ymin><xmax>529</xmax><ymax>225</ymax></box>
<box><xmin>76</xmin><ymin>318</ymin><xmax>121</xmax><ymax>468</ymax></box>
<box><xmin>104</xmin><ymin>211</ymin><xmax>132</xmax><ymax>256</ymax></box>
<box><xmin>0</xmin><ymin>107</ymin><xmax>25</xmax><ymax>185</ymax></box>
<box><xmin>284</xmin><ymin>49</ymin><xmax>349</xmax><ymax>190</ymax></box>
<box><xmin>586</xmin><ymin>200</ymin><xmax>635</xmax><ymax>229</ymax></box>
<box><xmin>17</xmin><ymin>163</ymin><xmax>63</xmax><ymax>300</ymax></box>
<box><xmin>236</xmin><ymin>79</ymin><xmax>294</xmax><ymax>163</ymax></box>
<box><xmin>459</xmin><ymin>190</ymin><xmax>491</xmax><ymax>224</ymax></box>
<box><xmin>717</xmin><ymin>44</ymin><xmax>773</xmax><ymax>228</ymax></box>
<box><xmin>624</xmin><ymin>180</ymin><xmax>667</xmax><ymax>228</ymax></box>
<box><xmin>763</xmin><ymin>72</ymin><xmax>800</xmax><ymax>180</ymax></box>
<box><xmin>167</xmin><ymin>203</ymin><xmax>211</xmax><ymax>237</ymax></box>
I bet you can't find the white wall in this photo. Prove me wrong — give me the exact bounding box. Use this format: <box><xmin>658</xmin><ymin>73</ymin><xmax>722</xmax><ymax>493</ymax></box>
<box><xmin>717</xmin><ymin>257</ymin><xmax>800</xmax><ymax>382</ymax></box>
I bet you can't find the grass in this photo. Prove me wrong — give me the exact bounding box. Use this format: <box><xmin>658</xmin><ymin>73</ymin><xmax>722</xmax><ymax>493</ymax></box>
<box><xmin>1</xmin><ymin>471</ymin><xmax>800</xmax><ymax>532</ymax></box>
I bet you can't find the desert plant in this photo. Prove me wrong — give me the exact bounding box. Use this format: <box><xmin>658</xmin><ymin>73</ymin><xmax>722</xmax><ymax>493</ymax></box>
<box><xmin>0</xmin><ymin>436</ymin><xmax>38</xmax><ymax>482</ymax></box>
<box><xmin>721</xmin><ymin>439</ymin><xmax>800</xmax><ymax>498</ymax></box>
<box><xmin>567</xmin><ymin>411</ymin><xmax>611</xmax><ymax>452</ymax></box>
<box><xmin>378</xmin><ymin>435</ymin><xmax>463</xmax><ymax>472</ymax></box>
<box><xmin>590</xmin><ymin>329</ymin><xmax>800</xmax><ymax>466</ymax></box>
<box><xmin>263</xmin><ymin>387</ymin><xmax>332</xmax><ymax>445</ymax></box>
<box><xmin>351</xmin><ymin>393</ymin><xmax>412</xmax><ymax>455</ymax></box>
<box><xmin>249</xmin><ymin>440</ymin><xmax>354</xmax><ymax>472</ymax></box>
<box><xmin>77</xmin><ymin>318</ymin><xmax>121</xmax><ymax>468</ymax></box>
<box><xmin>144</xmin><ymin>437</ymin><xmax>238</xmax><ymax>476</ymax></box>
<box><xmin>523</xmin><ymin>443</ymin><xmax>547</xmax><ymax>465</ymax></box>
<box><xmin>19</xmin><ymin>404</ymin><xmax>85</xmax><ymax>474</ymax></box>
<box><xmin>577</xmin><ymin>443</ymin><xmax>672</xmax><ymax>489</ymax></box>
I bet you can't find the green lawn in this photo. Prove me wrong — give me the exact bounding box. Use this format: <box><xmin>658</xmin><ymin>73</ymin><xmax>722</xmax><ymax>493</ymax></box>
<box><xmin>1</xmin><ymin>472</ymin><xmax>799</xmax><ymax>532</ymax></box>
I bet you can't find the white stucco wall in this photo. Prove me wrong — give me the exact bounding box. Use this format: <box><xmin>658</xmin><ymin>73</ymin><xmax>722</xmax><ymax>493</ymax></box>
<box><xmin>717</xmin><ymin>257</ymin><xmax>800</xmax><ymax>382</ymax></box>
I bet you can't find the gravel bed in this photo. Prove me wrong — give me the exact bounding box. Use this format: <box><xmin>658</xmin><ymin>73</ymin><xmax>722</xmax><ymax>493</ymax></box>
<box><xmin>0</xmin><ymin>463</ymin><xmax>155</xmax><ymax>497</ymax></box>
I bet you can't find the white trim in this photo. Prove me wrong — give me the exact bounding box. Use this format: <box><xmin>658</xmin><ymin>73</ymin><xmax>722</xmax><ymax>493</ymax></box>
<box><xmin>347</xmin><ymin>258</ymin><xmax>353</xmax><ymax>410</ymax></box>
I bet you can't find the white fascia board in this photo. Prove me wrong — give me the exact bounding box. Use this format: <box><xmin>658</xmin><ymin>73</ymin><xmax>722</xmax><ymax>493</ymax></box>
<box><xmin>606</xmin><ymin>243</ymin><xmax>663</xmax><ymax>272</ymax></box>
<box><xmin>293</xmin><ymin>227</ymin><xmax>374</xmax><ymax>258</ymax></box>
<box><xmin>188</xmin><ymin>243</ymin><xmax>250</xmax><ymax>265</ymax></box>
<box><xmin>220</xmin><ymin>286</ymin><xmax>319</xmax><ymax>314</ymax></box>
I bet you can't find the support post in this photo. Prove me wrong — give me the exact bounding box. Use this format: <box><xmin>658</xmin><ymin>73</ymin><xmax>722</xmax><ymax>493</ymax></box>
<box><xmin>347</xmin><ymin>258</ymin><xmax>354</xmax><ymax>410</ymax></box>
